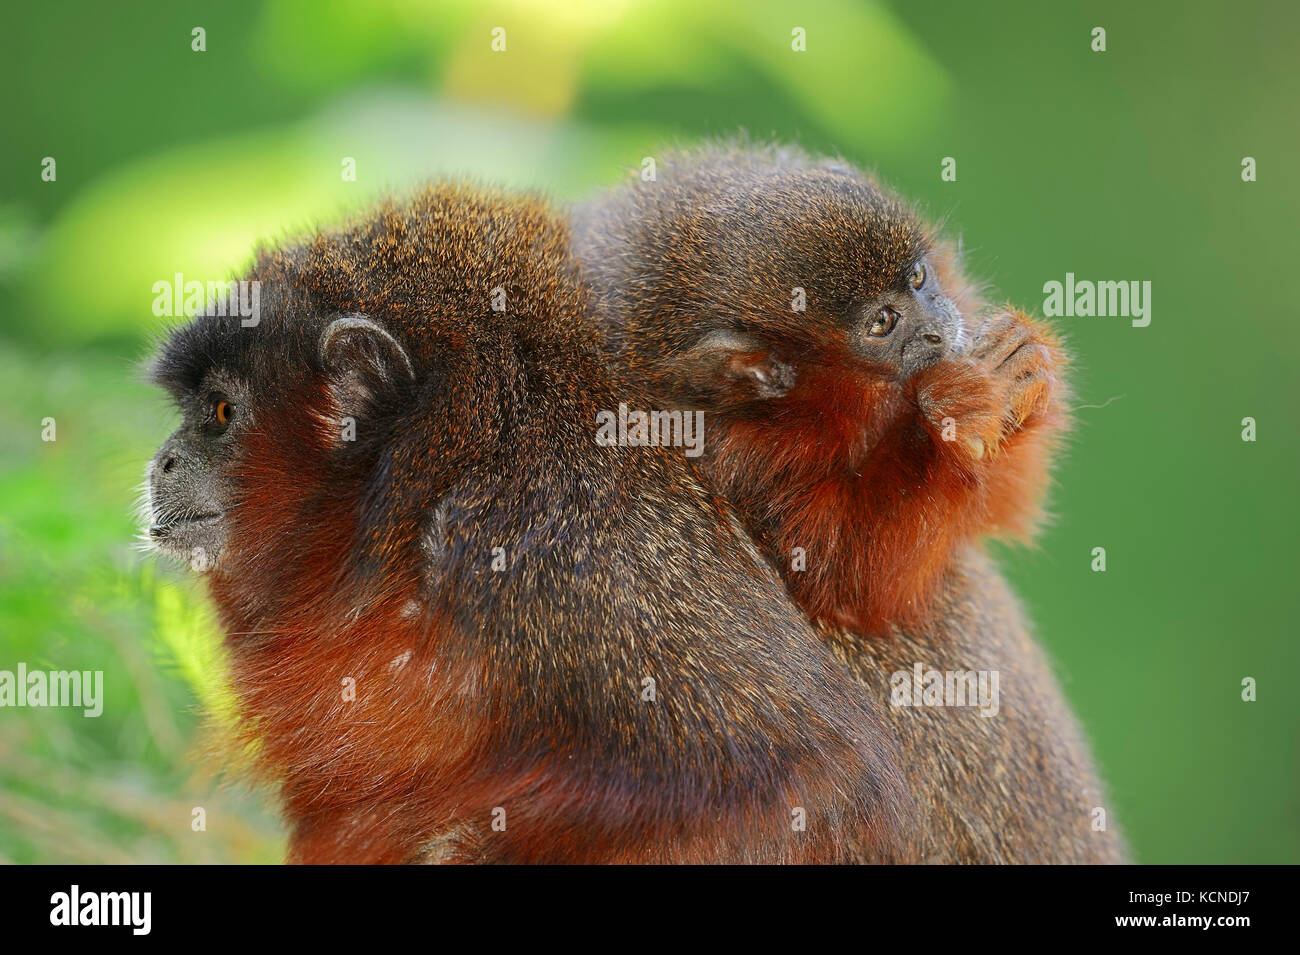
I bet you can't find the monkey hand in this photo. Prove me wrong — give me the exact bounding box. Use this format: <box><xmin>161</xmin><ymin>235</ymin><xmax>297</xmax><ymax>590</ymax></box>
<box><xmin>913</xmin><ymin>361</ymin><xmax>1004</xmax><ymax>464</ymax></box>
<box><xmin>968</xmin><ymin>308</ymin><xmax>1065</xmax><ymax>441</ymax></box>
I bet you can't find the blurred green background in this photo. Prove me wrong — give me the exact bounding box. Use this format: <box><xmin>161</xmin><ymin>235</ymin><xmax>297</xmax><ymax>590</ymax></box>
<box><xmin>1</xmin><ymin>0</ymin><xmax>1296</xmax><ymax>863</ymax></box>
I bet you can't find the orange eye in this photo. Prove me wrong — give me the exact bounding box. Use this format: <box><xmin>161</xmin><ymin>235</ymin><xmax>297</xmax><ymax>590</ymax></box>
<box><xmin>214</xmin><ymin>400</ymin><xmax>233</xmax><ymax>426</ymax></box>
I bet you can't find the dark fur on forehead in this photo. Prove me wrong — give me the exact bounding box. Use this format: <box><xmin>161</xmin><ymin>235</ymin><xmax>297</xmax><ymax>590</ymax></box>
<box><xmin>151</xmin><ymin>184</ymin><xmax>594</xmax><ymax>400</ymax></box>
<box><xmin>574</xmin><ymin>142</ymin><xmax>928</xmax><ymax>349</ymax></box>
<box><xmin>147</xmin><ymin>307</ymin><xmax>249</xmax><ymax>399</ymax></box>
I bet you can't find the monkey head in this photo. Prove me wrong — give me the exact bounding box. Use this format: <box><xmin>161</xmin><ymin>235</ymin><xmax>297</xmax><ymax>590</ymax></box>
<box><xmin>144</xmin><ymin>186</ymin><xmax>586</xmax><ymax>618</ymax></box>
<box><xmin>573</xmin><ymin>143</ymin><xmax>970</xmax><ymax>416</ymax></box>
<box><xmin>146</xmin><ymin>306</ymin><xmax>418</xmax><ymax>577</ymax></box>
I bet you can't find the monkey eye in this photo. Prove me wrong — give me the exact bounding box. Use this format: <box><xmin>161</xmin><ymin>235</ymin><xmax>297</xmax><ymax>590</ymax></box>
<box><xmin>909</xmin><ymin>262</ymin><xmax>927</xmax><ymax>289</ymax></box>
<box><xmin>869</xmin><ymin>306</ymin><xmax>899</xmax><ymax>337</ymax></box>
<box><xmin>207</xmin><ymin>393</ymin><xmax>235</xmax><ymax>430</ymax></box>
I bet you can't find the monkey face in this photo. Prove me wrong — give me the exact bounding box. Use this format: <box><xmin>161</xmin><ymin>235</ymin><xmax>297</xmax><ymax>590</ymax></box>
<box><xmin>146</xmin><ymin>370</ymin><xmax>248</xmax><ymax>570</ymax></box>
<box><xmin>146</xmin><ymin>307</ymin><xmax>419</xmax><ymax>575</ymax></box>
<box><xmin>848</xmin><ymin>255</ymin><xmax>966</xmax><ymax>379</ymax></box>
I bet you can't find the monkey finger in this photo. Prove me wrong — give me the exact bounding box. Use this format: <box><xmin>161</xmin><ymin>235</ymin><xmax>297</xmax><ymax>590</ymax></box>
<box><xmin>1005</xmin><ymin>374</ymin><xmax>1053</xmax><ymax>428</ymax></box>
<box><xmin>999</xmin><ymin>341</ymin><xmax>1055</xmax><ymax>380</ymax></box>
<box><xmin>969</xmin><ymin>312</ymin><xmax>1035</xmax><ymax>367</ymax></box>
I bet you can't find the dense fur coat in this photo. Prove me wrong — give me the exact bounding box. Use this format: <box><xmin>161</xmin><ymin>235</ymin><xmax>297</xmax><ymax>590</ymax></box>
<box><xmin>149</xmin><ymin>185</ymin><xmax>908</xmax><ymax>863</ymax></box>
<box><xmin>573</xmin><ymin>144</ymin><xmax>1127</xmax><ymax>863</ymax></box>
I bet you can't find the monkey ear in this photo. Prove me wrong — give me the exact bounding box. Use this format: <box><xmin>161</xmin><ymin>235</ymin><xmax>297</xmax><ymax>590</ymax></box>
<box><xmin>680</xmin><ymin>330</ymin><xmax>795</xmax><ymax>405</ymax></box>
<box><xmin>319</xmin><ymin>314</ymin><xmax>416</xmax><ymax>417</ymax></box>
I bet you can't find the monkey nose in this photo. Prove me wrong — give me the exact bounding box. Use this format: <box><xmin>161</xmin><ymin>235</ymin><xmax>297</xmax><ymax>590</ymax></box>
<box><xmin>922</xmin><ymin>333</ymin><xmax>943</xmax><ymax>346</ymax></box>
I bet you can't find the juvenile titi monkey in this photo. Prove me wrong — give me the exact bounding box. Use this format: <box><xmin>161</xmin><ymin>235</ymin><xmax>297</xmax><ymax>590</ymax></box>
<box><xmin>145</xmin><ymin>184</ymin><xmax>908</xmax><ymax>863</ymax></box>
<box><xmin>574</xmin><ymin>143</ymin><xmax>1127</xmax><ymax>863</ymax></box>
